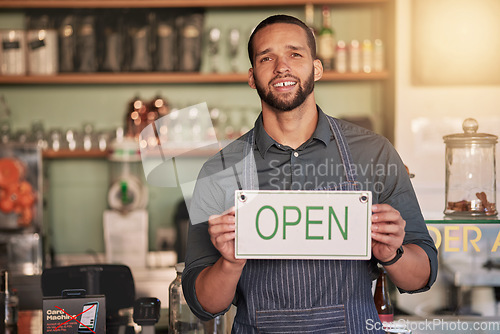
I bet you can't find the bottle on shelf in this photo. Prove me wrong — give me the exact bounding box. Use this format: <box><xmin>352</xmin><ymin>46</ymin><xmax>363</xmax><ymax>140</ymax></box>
<box><xmin>178</xmin><ymin>10</ymin><xmax>204</xmax><ymax>72</ymax></box>
<box><xmin>317</xmin><ymin>6</ymin><xmax>336</xmax><ymax>71</ymax></box>
<box><xmin>304</xmin><ymin>3</ymin><xmax>317</xmax><ymax>42</ymax></box>
<box><xmin>349</xmin><ymin>39</ymin><xmax>361</xmax><ymax>73</ymax></box>
<box><xmin>335</xmin><ymin>40</ymin><xmax>347</xmax><ymax>73</ymax></box>
<box><xmin>362</xmin><ymin>39</ymin><xmax>373</xmax><ymax>73</ymax></box>
<box><xmin>373</xmin><ymin>39</ymin><xmax>385</xmax><ymax>72</ymax></box>
<box><xmin>373</xmin><ymin>267</ymin><xmax>394</xmax><ymax>324</ymax></box>
<box><xmin>228</xmin><ymin>27</ymin><xmax>241</xmax><ymax>73</ymax></box>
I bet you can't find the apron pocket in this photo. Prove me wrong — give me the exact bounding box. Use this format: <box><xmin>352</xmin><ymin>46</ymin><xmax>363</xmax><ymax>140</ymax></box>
<box><xmin>255</xmin><ymin>305</ymin><xmax>346</xmax><ymax>334</ymax></box>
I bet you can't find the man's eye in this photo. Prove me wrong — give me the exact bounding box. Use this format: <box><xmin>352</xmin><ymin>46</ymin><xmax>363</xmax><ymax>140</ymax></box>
<box><xmin>292</xmin><ymin>53</ymin><xmax>302</xmax><ymax>58</ymax></box>
<box><xmin>260</xmin><ymin>57</ymin><xmax>271</xmax><ymax>62</ymax></box>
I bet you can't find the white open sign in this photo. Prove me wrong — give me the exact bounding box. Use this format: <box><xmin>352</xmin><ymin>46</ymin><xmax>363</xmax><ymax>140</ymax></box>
<box><xmin>235</xmin><ymin>190</ymin><xmax>372</xmax><ymax>260</ymax></box>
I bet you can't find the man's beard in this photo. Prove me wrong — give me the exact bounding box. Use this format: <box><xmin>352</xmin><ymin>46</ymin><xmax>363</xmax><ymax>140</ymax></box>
<box><xmin>254</xmin><ymin>70</ymin><xmax>315</xmax><ymax>112</ymax></box>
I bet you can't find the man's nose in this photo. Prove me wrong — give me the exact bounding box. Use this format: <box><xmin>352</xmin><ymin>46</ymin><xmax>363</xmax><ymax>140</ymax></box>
<box><xmin>274</xmin><ymin>57</ymin><xmax>291</xmax><ymax>74</ymax></box>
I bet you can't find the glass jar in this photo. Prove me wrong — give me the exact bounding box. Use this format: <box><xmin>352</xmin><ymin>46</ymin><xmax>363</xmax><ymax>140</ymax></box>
<box><xmin>443</xmin><ymin>118</ymin><xmax>497</xmax><ymax>216</ymax></box>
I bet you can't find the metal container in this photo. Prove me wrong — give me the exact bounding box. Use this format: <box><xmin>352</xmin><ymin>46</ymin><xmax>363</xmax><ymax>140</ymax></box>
<box><xmin>443</xmin><ymin>118</ymin><xmax>497</xmax><ymax>216</ymax></box>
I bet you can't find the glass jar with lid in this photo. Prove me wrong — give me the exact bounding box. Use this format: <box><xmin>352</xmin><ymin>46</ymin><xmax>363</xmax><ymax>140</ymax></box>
<box><xmin>443</xmin><ymin>118</ymin><xmax>497</xmax><ymax>216</ymax></box>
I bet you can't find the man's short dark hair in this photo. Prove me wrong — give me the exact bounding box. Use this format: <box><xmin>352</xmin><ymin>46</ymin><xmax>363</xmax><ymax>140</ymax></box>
<box><xmin>247</xmin><ymin>15</ymin><xmax>317</xmax><ymax>67</ymax></box>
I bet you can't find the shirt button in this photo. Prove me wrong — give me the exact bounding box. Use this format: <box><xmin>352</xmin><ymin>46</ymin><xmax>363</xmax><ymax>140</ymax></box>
<box><xmin>293</xmin><ymin>151</ymin><xmax>299</xmax><ymax>157</ymax></box>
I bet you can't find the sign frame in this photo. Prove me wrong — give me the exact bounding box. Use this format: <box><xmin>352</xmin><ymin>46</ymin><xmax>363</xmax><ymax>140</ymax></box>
<box><xmin>234</xmin><ymin>190</ymin><xmax>372</xmax><ymax>260</ymax></box>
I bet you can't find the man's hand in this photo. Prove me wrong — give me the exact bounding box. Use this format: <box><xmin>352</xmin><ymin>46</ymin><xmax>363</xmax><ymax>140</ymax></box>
<box><xmin>208</xmin><ymin>206</ymin><xmax>246</xmax><ymax>266</ymax></box>
<box><xmin>371</xmin><ymin>204</ymin><xmax>406</xmax><ymax>263</ymax></box>
<box><xmin>196</xmin><ymin>207</ymin><xmax>246</xmax><ymax>314</ymax></box>
<box><xmin>370</xmin><ymin>203</ymin><xmax>431</xmax><ymax>291</ymax></box>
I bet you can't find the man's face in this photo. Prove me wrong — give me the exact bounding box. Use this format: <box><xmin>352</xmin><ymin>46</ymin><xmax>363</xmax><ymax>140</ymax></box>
<box><xmin>249</xmin><ymin>23</ymin><xmax>320</xmax><ymax>112</ymax></box>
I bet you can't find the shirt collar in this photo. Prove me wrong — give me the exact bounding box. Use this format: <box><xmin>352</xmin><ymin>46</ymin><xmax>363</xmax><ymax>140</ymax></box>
<box><xmin>312</xmin><ymin>105</ymin><xmax>334</xmax><ymax>146</ymax></box>
<box><xmin>254</xmin><ymin>105</ymin><xmax>334</xmax><ymax>159</ymax></box>
<box><xmin>254</xmin><ymin>113</ymin><xmax>276</xmax><ymax>159</ymax></box>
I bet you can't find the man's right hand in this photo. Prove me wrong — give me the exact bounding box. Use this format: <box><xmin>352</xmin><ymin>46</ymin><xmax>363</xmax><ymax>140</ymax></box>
<box><xmin>208</xmin><ymin>206</ymin><xmax>247</xmax><ymax>267</ymax></box>
<box><xmin>196</xmin><ymin>206</ymin><xmax>246</xmax><ymax>314</ymax></box>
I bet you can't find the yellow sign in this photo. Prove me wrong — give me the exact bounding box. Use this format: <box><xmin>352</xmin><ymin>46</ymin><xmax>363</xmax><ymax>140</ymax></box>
<box><xmin>427</xmin><ymin>224</ymin><xmax>500</xmax><ymax>253</ymax></box>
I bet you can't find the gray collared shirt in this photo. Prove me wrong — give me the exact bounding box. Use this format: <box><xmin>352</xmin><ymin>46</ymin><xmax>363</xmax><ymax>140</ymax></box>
<box><xmin>183</xmin><ymin>106</ymin><xmax>438</xmax><ymax>320</ymax></box>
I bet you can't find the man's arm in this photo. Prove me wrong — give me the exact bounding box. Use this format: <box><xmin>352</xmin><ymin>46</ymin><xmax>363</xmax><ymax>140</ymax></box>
<box><xmin>195</xmin><ymin>207</ymin><xmax>246</xmax><ymax>314</ymax></box>
<box><xmin>371</xmin><ymin>204</ymin><xmax>431</xmax><ymax>291</ymax></box>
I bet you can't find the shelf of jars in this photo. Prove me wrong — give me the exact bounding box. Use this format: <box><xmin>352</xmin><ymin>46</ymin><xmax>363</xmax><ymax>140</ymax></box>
<box><xmin>0</xmin><ymin>70</ymin><xmax>388</xmax><ymax>85</ymax></box>
<box><xmin>0</xmin><ymin>0</ymin><xmax>387</xmax><ymax>9</ymax></box>
<box><xmin>41</xmin><ymin>146</ymin><xmax>223</xmax><ymax>159</ymax></box>
<box><xmin>42</xmin><ymin>149</ymin><xmax>109</xmax><ymax>159</ymax></box>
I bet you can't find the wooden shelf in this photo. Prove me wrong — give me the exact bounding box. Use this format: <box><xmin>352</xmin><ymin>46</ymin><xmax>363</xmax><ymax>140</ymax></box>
<box><xmin>150</xmin><ymin>146</ymin><xmax>223</xmax><ymax>157</ymax></box>
<box><xmin>0</xmin><ymin>0</ymin><xmax>387</xmax><ymax>9</ymax></box>
<box><xmin>42</xmin><ymin>149</ymin><xmax>109</xmax><ymax>159</ymax></box>
<box><xmin>0</xmin><ymin>70</ymin><xmax>388</xmax><ymax>85</ymax></box>
<box><xmin>322</xmin><ymin>70</ymin><xmax>389</xmax><ymax>81</ymax></box>
<box><xmin>42</xmin><ymin>147</ymin><xmax>222</xmax><ymax>159</ymax></box>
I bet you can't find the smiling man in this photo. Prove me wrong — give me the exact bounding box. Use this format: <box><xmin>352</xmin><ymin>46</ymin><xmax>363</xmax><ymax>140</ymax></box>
<box><xmin>249</xmin><ymin>26</ymin><xmax>316</xmax><ymax>113</ymax></box>
<box><xmin>182</xmin><ymin>15</ymin><xmax>437</xmax><ymax>333</ymax></box>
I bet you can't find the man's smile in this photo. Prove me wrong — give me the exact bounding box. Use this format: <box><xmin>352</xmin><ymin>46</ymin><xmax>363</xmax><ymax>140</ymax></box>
<box><xmin>272</xmin><ymin>81</ymin><xmax>297</xmax><ymax>88</ymax></box>
<box><xmin>270</xmin><ymin>76</ymin><xmax>299</xmax><ymax>93</ymax></box>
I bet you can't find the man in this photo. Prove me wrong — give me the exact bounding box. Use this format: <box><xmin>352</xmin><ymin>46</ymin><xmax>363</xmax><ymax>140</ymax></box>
<box><xmin>182</xmin><ymin>15</ymin><xmax>437</xmax><ymax>333</ymax></box>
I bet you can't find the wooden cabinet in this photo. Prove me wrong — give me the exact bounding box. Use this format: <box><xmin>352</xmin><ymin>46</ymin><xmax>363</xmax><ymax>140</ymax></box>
<box><xmin>0</xmin><ymin>0</ymin><xmax>391</xmax><ymax>84</ymax></box>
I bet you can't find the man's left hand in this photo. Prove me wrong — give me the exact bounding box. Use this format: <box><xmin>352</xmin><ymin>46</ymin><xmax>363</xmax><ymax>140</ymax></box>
<box><xmin>371</xmin><ymin>204</ymin><xmax>406</xmax><ymax>263</ymax></box>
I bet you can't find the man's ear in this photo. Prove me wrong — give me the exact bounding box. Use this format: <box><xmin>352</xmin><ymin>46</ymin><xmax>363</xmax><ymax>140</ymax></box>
<box><xmin>248</xmin><ymin>68</ymin><xmax>256</xmax><ymax>89</ymax></box>
<box><xmin>313</xmin><ymin>59</ymin><xmax>323</xmax><ymax>82</ymax></box>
